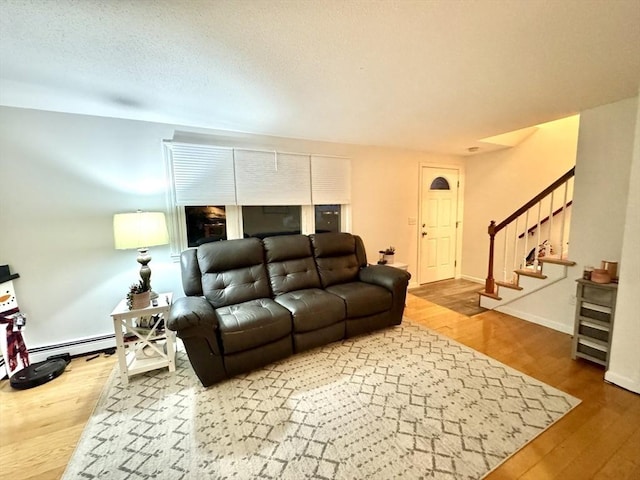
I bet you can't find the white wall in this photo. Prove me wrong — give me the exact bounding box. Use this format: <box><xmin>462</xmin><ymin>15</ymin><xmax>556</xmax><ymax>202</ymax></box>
<box><xmin>0</xmin><ymin>107</ymin><xmax>181</xmax><ymax>355</ymax></box>
<box><xmin>498</xmin><ymin>98</ymin><xmax>637</xmax><ymax>334</ymax></box>
<box><xmin>0</xmin><ymin>106</ymin><xmax>459</xmax><ymax>356</ymax></box>
<box><xmin>349</xmin><ymin>146</ymin><xmax>463</xmax><ymax>283</ymax></box>
<box><xmin>605</xmin><ymin>92</ymin><xmax>640</xmax><ymax>394</ymax></box>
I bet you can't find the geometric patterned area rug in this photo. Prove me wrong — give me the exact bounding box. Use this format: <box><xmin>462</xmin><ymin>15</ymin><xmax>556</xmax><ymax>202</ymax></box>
<box><xmin>62</xmin><ymin>321</ymin><xmax>580</xmax><ymax>480</ymax></box>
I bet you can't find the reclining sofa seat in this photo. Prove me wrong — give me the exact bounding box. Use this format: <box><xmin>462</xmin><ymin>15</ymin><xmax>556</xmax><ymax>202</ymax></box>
<box><xmin>172</xmin><ymin>237</ymin><xmax>293</xmax><ymax>386</ymax></box>
<box><xmin>263</xmin><ymin>234</ymin><xmax>346</xmax><ymax>352</ymax></box>
<box><xmin>167</xmin><ymin>232</ymin><xmax>411</xmax><ymax>387</ymax></box>
<box><xmin>310</xmin><ymin>233</ymin><xmax>395</xmax><ymax>337</ymax></box>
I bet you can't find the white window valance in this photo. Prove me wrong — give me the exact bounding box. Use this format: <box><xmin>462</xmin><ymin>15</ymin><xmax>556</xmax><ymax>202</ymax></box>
<box><xmin>234</xmin><ymin>150</ymin><xmax>312</xmax><ymax>205</ymax></box>
<box><xmin>167</xmin><ymin>143</ymin><xmax>236</xmax><ymax>205</ymax></box>
<box><xmin>165</xmin><ymin>142</ymin><xmax>351</xmax><ymax>206</ymax></box>
<box><xmin>311</xmin><ymin>155</ymin><xmax>351</xmax><ymax>204</ymax></box>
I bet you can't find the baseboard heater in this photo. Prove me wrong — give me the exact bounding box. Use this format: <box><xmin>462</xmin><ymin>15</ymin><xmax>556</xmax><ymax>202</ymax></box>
<box><xmin>0</xmin><ymin>334</ymin><xmax>116</xmax><ymax>378</ymax></box>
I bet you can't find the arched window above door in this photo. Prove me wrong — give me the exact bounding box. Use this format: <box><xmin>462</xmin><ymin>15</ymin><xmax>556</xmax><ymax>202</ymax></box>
<box><xmin>430</xmin><ymin>176</ymin><xmax>450</xmax><ymax>190</ymax></box>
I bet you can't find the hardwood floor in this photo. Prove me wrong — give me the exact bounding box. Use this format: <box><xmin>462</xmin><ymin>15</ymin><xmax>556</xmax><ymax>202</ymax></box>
<box><xmin>1</xmin><ymin>294</ymin><xmax>638</xmax><ymax>479</ymax></box>
<box><xmin>0</xmin><ymin>352</ymin><xmax>116</xmax><ymax>480</ymax></box>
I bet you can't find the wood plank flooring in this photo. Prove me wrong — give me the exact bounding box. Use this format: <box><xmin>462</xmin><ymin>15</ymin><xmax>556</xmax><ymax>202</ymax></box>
<box><xmin>1</xmin><ymin>293</ymin><xmax>639</xmax><ymax>479</ymax></box>
<box><xmin>0</xmin><ymin>352</ymin><xmax>116</xmax><ymax>480</ymax></box>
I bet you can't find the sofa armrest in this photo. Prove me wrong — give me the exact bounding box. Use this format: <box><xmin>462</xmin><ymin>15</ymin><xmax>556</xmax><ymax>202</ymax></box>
<box><xmin>358</xmin><ymin>265</ymin><xmax>411</xmax><ymax>293</ymax></box>
<box><xmin>166</xmin><ymin>296</ymin><xmax>218</xmax><ymax>332</ymax></box>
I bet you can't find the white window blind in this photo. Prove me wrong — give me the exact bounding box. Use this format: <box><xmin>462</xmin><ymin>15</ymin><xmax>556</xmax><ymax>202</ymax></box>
<box><xmin>311</xmin><ymin>155</ymin><xmax>351</xmax><ymax>204</ymax></box>
<box><xmin>168</xmin><ymin>143</ymin><xmax>236</xmax><ymax>205</ymax></box>
<box><xmin>234</xmin><ymin>150</ymin><xmax>312</xmax><ymax>205</ymax></box>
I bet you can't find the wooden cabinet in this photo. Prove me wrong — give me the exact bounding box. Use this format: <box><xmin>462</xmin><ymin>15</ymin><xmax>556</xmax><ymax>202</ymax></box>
<box><xmin>572</xmin><ymin>279</ymin><xmax>617</xmax><ymax>367</ymax></box>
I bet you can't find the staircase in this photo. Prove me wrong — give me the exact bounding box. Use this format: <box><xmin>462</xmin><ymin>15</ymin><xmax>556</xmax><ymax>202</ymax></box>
<box><xmin>479</xmin><ymin>167</ymin><xmax>576</xmax><ymax>309</ymax></box>
<box><xmin>480</xmin><ymin>257</ymin><xmax>576</xmax><ymax>309</ymax></box>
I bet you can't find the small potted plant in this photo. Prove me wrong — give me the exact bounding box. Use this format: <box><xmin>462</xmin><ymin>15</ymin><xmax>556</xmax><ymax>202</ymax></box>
<box><xmin>378</xmin><ymin>246</ymin><xmax>395</xmax><ymax>265</ymax></box>
<box><xmin>385</xmin><ymin>246</ymin><xmax>396</xmax><ymax>264</ymax></box>
<box><xmin>126</xmin><ymin>281</ymin><xmax>150</xmax><ymax>310</ymax></box>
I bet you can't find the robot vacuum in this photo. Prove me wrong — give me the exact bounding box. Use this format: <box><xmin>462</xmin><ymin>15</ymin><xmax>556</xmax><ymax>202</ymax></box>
<box><xmin>10</xmin><ymin>358</ymin><xmax>68</xmax><ymax>390</ymax></box>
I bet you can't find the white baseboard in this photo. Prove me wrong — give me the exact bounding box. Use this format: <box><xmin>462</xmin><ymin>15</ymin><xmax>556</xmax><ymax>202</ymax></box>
<box><xmin>496</xmin><ymin>305</ymin><xmax>573</xmax><ymax>335</ymax></box>
<box><xmin>1</xmin><ymin>334</ymin><xmax>116</xmax><ymax>378</ymax></box>
<box><xmin>604</xmin><ymin>371</ymin><xmax>640</xmax><ymax>394</ymax></box>
<box><xmin>408</xmin><ymin>280</ymin><xmax>420</xmax><ymax>290</ymax></box>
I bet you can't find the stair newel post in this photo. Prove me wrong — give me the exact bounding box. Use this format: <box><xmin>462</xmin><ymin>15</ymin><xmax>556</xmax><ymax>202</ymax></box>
<box><xmin>485</xmin><ymin>221</ymin><xmax>497</xmax><ymax>294</ymax></box>
<box><xmin>512</xmin><ymin>216</ymin><xmax>519</xmax><ymax>281</ymax></box>
<box><xmin>548</xmin><ymin>190</ymin><xmax>555</xmax><ymax>255</ymax></box>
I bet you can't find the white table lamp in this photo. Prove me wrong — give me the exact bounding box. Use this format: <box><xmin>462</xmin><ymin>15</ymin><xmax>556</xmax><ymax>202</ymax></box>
<box><xmin>113</xmin><ymin>211</ymin><xmax>169</xmax><ymax>299</ymax></box>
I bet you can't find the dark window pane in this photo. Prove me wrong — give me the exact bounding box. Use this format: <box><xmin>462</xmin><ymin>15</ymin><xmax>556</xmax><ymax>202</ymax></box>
<box><xmin>315</xmin><ymin>204</ymin><xmax>341</xmax><ymax>233</ymax></box>
<box><xmin>242</xmin><ymin>206</ymin><xmax>301</xmax><ymax>239</ymax></box>
<box><xmin>185</xmin><ymin>206</ymin><xmax>226</xmax><ymax>247</ymax></box>
<box><xmin>430</xmin><ymin>177</ymin><xmax>450</xmax><ymax>190</ymax></box>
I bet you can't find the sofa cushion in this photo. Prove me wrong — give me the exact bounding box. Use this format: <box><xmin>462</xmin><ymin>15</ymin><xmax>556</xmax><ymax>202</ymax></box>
<box><xmin>197</xmin><ymin>238</ymin><xmax>271</xmax><ymax>308</ymax></box>
<box><xmin>216</xmin><ymin>298</ymin><xmax>291</xmax><ymax>354</ymax></box>
<box><xmin>275</xmin><ymin>288</ymin><xmax>345</xmax><ymax>333</ymax></box>
<box><xmin>310</xmin><ymin>232</ymin><xmax>360</xmax><ymax>288</ymax></box>
<box><xmin>326</xmin><ymin>282</ymin><xmax>392</xmax><ymax>318</ymax></box>
<box><xmin>264</xmin><ymin>235</ymin><xmax>322</xmax><ymax>295</ymax></box>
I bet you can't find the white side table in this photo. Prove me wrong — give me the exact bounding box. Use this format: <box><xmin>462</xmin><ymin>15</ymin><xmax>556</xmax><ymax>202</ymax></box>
<box><xmin>386</xmin><ymin>262</ymin><xmax>408</xmax><ymax>271</ymax></box>
<box><xmin>110</xmin><ymin>292</ymin><xmax>175</xmax><ymax>385</ymax></box>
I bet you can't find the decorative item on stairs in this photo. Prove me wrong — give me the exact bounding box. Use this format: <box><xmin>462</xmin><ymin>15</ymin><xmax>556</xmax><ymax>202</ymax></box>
<box><xmin>526</xmin><ymin>239</ymin><xmax>553</xmax><ymax>265</ymax></box>
<box><xmin>126</xmin><ymin>281</ymin><xmax>150</xmax><ymax>310</ymax></box>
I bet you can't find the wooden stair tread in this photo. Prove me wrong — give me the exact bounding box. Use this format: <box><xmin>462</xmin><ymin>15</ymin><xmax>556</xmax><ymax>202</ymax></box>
<box><xmin>538</xmin><ymin>257</ymin><xmax>577</xmax><ymax>266</ymax></box>
<box><xmin>478</xmin><ymin>291</ymin><xmax>502</xmax><ymax>300</ymax></box>
<box><xmin>515</xmin><ymin>268</ymin><xmax>547</xmax><ymax>279</ymax></box>
<box><xmin>495</xmin><ymin>280</ymin><xmax>523</xmax><ymax>291</ymax></box>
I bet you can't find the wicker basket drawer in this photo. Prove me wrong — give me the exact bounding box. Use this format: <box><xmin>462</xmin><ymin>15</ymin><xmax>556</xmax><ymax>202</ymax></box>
<box><xmin>577</xmin><ymin>342</ymin><xmax>607</xmax><ymax>362</ymax></box>
<box><xmin>582</xmin><ymin>285</ymin><xmax>614</xmax><ymax>305</ymax></box>
<box><xmin>579</xmin><ymin>306</ymin><xmax>611</xmax><ymax>323</ymax></box>
<box><xmin>579</xmin><ymin>323</ymin><xmax>609</xmax><ymax>342</ymax></box>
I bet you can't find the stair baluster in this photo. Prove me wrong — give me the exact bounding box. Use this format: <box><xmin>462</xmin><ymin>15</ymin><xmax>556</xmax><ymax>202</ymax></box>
<box><xmin>501</xmin><ymin>223</ymin><xmax>507</xmax><ymax>282</ymax></box>
<box><xmin>534</xmin><ymin>202</ymin><xmax>542</xmax><ymax>270</ymax></box>
<box><xmin>560</xmin><ymin>179</ymin><xmax>570</xmax><ymax>259</ymax></box>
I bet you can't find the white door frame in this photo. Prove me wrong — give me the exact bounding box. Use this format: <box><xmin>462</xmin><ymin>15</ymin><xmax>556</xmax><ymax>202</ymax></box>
<box><xmin>417</xmin><ymin>163</ymin><xmax>465</xmax><ymax>285</ymax></box>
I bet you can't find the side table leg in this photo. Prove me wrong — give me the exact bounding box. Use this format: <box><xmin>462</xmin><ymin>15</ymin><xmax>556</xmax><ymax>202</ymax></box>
<box><xmin>113</xmin><ymin>318</ymin><xmax>129</xmax><ymax>385</ymax></box>
<box><xmin>166</xmin><ymin>330</ymin><xmax>176</xmax><ymax>373</ymax></box>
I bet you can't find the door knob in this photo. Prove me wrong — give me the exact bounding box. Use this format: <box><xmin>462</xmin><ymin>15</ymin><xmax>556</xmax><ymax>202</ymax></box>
<box><xmin>421</xmin><ymin>231</ymin><xmax>428</xmax><ymax>237</ymax></box>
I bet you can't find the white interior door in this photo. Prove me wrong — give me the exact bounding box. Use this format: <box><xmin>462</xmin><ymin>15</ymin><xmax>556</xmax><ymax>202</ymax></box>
<box><xmin>419</xmin><ymin>167</ymin><xmax>459</xmax><ymax>284</ymax></box>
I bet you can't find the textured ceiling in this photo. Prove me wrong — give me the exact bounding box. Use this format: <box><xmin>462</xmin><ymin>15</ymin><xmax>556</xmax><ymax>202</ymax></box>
<box><xmin>1</xmin><ymin>0</ymin><xmax>639</xmax><ymax>155</ymax></box>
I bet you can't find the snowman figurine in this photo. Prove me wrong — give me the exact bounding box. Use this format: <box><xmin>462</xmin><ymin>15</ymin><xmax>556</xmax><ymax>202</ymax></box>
<box><xmin>0</xmin><ymin>265</ymin><xmax>30</xmax><ymax>378</ymax></box>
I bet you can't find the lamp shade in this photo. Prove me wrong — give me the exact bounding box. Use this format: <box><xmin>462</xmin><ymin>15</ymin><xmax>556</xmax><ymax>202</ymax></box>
<box><xmin>113</xmin><ymin>211</ymin><xmax>169</xmax><ymax>250</ymax></box>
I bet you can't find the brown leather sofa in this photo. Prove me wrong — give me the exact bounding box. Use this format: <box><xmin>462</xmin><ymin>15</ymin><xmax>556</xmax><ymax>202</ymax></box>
<box><xmin>167</xmin><ymin>232</ymin><xmax>411</xmax><ymax>386</ymax></box>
